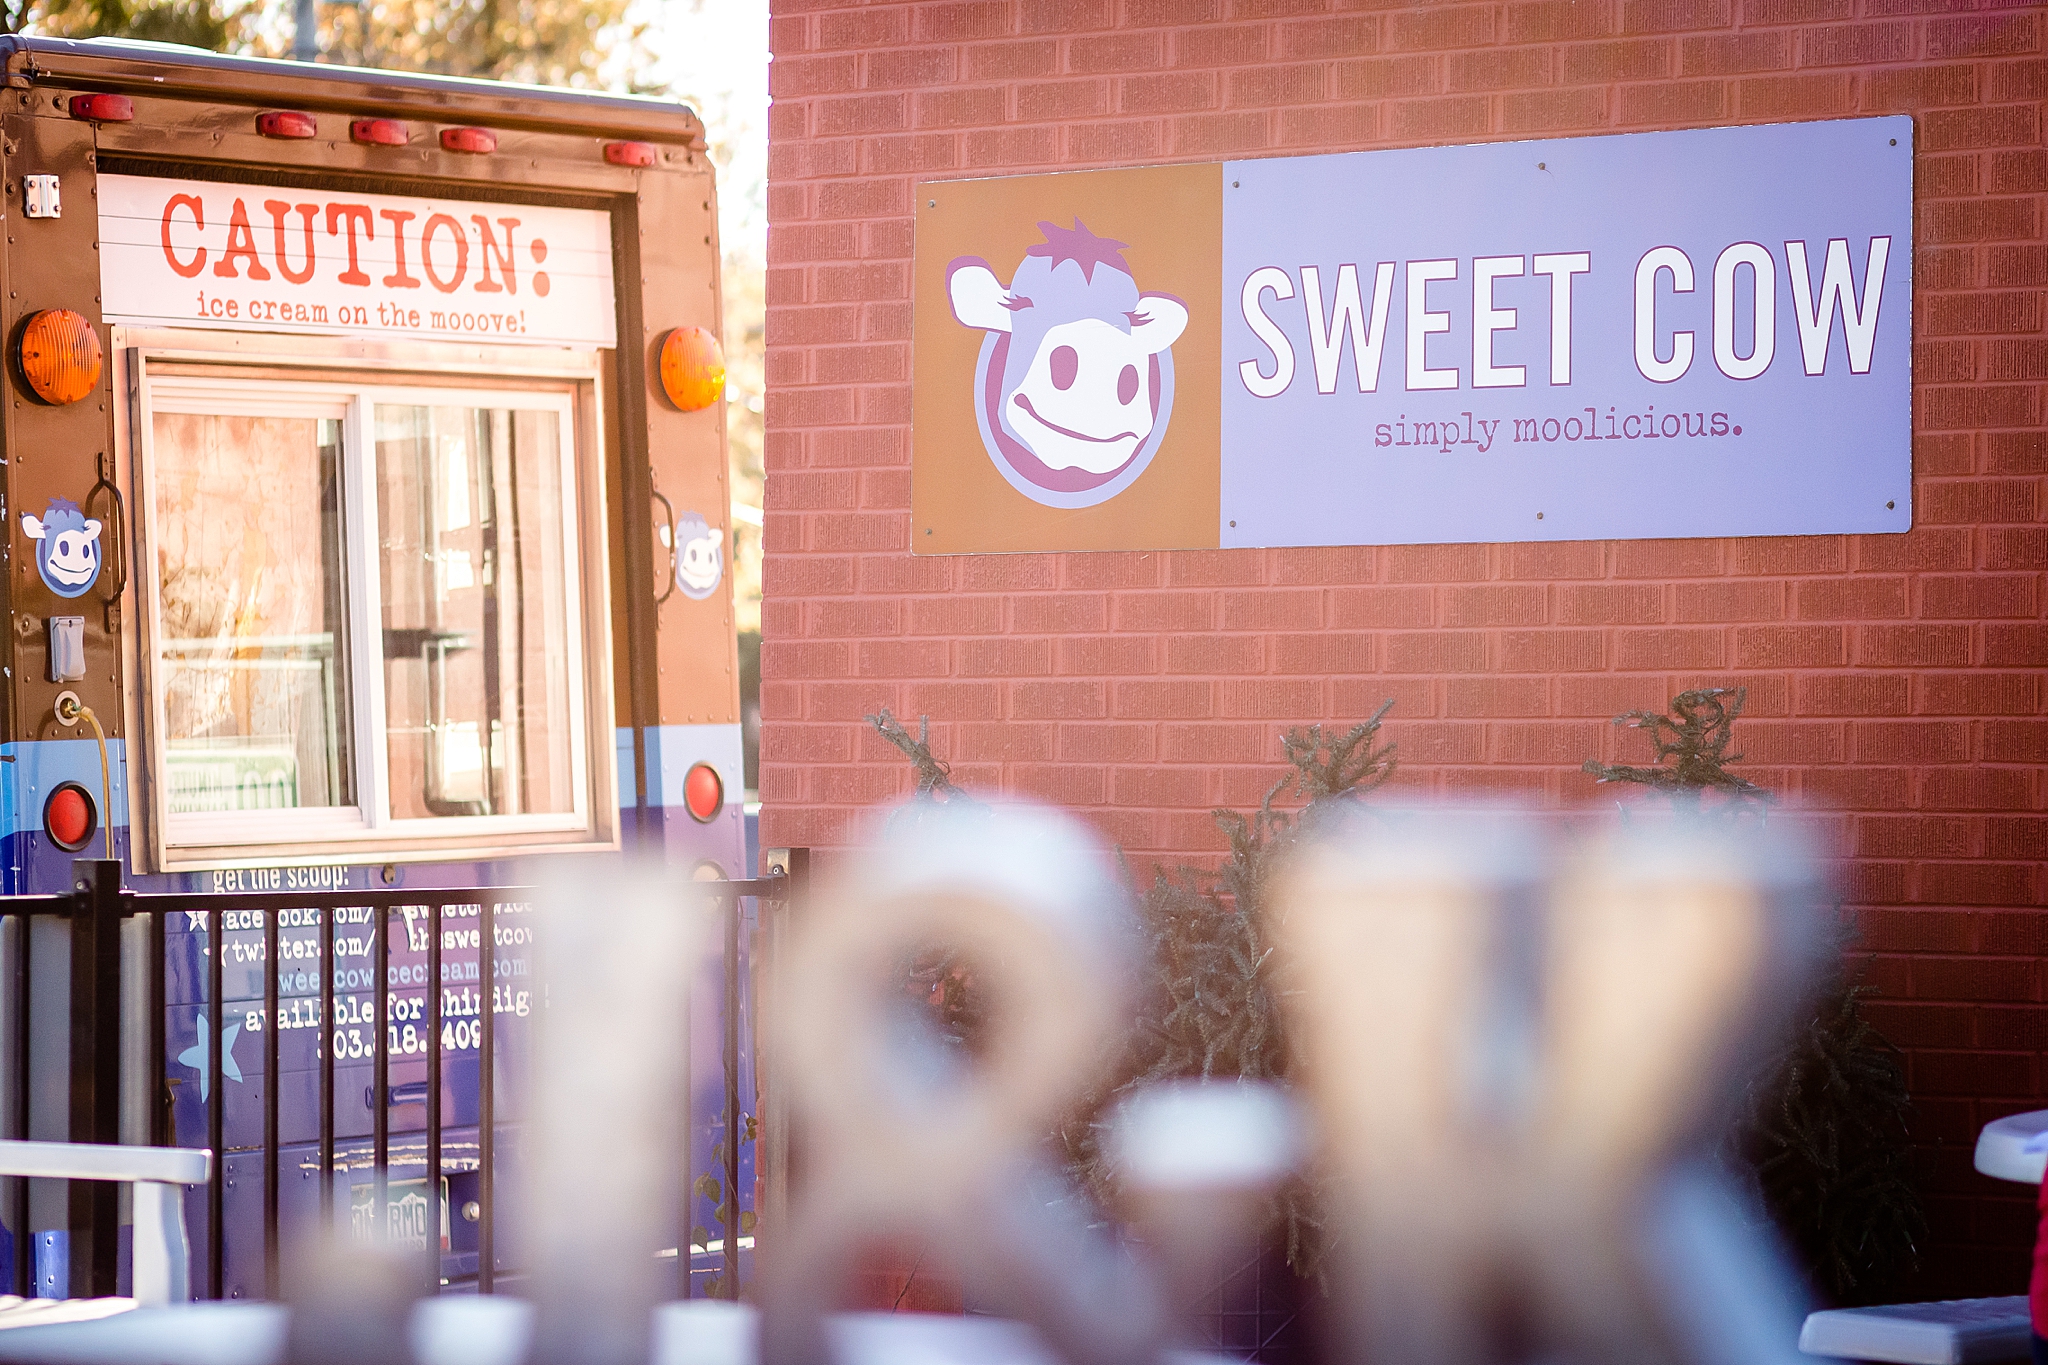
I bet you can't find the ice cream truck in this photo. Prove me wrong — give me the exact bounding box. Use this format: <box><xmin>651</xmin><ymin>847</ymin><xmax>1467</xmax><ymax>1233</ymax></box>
<box><xmin>0</xmin><ymin>35</ymin><xmax>754</xmax><ymax>1300</ymax></box>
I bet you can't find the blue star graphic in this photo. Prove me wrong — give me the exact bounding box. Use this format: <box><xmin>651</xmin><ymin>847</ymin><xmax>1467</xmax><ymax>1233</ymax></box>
<box><xmin>177</xmin><ymin>1016</ymin><xmax>243</xmax><ymax>1101</ymax></box>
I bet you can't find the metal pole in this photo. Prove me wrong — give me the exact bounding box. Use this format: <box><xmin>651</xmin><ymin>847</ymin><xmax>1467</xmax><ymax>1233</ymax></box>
<box><xmin>426</xmin><ymin>902</ymin><xmax>442</xmax><ymax>1295</ymax></box>
<box><xmin>207</xmin><ymin>905</ymin><xmax>224</xmax><ymax>1299</ymax></box>
<box><xmin>149</xmin><ymin>908</ymin><xmax>166</xmax><ymax>1149</ymax></box>
<box><xmin>722</xmin><ymin>889</ymin><xmax>740</xmax><ymax>1300</ymax></box>
<box><xmin>290</xmin><ymin>0</ymin><xmax>317</xmax><ymax>61</ymax></box>
<box><xmin>477</xmin><ymin>899</ymin><xmax>494</xmax><ymax>1295</ymax></box>
<box><xmin>70</xmin><ymin>860</ymin><xmax>122</xmax><ymax>1297</ymax></box>
<box><xmin>320</xmin><ymin>904</ymin><xmax>335</xmax><ymax>1241</ymax></box>
<box><xmin>680</xmin><ymin>888</ymin><xmax>692</xmax><ymax>1302</ymax></box>
<box><xmin>263</xmin><ymin>906</ymin><xmax>279</xmax><ymax>1299</ymax></box>
<box><xmin>758</xmin><ymin>850</ymin><xmax>808</xmax><ymax>1275</ymax></box>
<box><xmin>9</xmin><ymin>913</ymin><xmax>27</xmax><ymax>1298</ymax></box>
<box><xmin>373</xmin><ymin>906</ymin><xmax>388</xmax><ymax>1240</ymax></box>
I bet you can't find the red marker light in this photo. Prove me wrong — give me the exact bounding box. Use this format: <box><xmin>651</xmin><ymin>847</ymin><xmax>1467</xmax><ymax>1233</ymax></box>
<box><xmin>683</xmin><ymin>763</ymin><xmax>724</xmax><ymax>823</ymax></box>
<box><xmin>350</xmin><ymin>118</ymin><xmax>408</xmax><ymax>147</ymax></box>
<box><xmin>68</xmin><ymin>93</ymin><xmax>133</xmax><ymax>123</ymax></box>
<box><xmin>257</xmin><ymin>110</ymin><xmax>317</xmax><ymax>139</ymax></box>
<box><xmin>45</xmin><ymin>783</ymin><xmax>95</xmax><ymax>851</ymax></box>
<box><xmin>440</xmin><ymin>126</ymin><xmax>496</xmax><ymax>155</ymax></box>
<box><xmin>604</xmin><ymin>141</ymin><xmax>657</xmax><ymax>167</ymax></box>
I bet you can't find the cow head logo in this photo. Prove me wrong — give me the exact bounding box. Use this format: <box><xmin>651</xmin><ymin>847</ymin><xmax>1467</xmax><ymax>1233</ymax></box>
<box><xmin>948</xmin><ymin>219</ymin><xmax>1187</xmax><ymax>509</ymax></box>
<box><xmin>674</xmin><ymin>511</ymin><xmax>724</xmax><ymax>601</ymax></box>
<box><xmin>22</xmin><ymin>498</ymin><xmax>102</xmax><ymax>599</ymax></box>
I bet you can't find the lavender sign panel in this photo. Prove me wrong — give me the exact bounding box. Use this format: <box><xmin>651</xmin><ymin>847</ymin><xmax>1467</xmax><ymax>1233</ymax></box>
<box><xmin>1219</xmin><ymin>116</ymin><xmax>1913</xmax><ymax>548</ymax></box>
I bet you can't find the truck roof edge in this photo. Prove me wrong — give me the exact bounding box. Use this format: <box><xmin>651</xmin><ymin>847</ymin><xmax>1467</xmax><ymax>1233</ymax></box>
<box><xmin>0</xmin><ymin>35</ymin><xmax>706</xmax><ymax>147</ymax></box>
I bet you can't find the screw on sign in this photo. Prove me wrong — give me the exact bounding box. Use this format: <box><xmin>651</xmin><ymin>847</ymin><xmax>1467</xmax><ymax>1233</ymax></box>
<box><xmin>17</xmin><ymin>309</ymin><xmax>102</xmax><ymax>405</ymax></box>
<box><xmin>659</xmin><ymin>325</ymin><xmax>725</xmax><ymax>411</ymax></box>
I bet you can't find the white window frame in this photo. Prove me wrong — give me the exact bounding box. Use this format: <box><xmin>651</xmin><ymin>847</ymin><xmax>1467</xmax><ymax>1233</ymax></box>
<box><xmin>117</xmin><ymin>331</ymin><xmax>618</xmax><ymax>871</ymax></box>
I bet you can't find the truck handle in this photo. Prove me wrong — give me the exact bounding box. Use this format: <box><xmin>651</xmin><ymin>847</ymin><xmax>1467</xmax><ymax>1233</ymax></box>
<box><xmin>88</xmin><ymin>450</ymin><xmax>127</xmax><ymax>630</ymax></box>
<box><xmin>650</xmin><ymin>485</ymin><xmax>679</xmax><ymax>606</ymax></box>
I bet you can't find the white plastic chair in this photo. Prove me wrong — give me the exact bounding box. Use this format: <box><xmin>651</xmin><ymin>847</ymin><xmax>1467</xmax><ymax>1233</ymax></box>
<box><xmin>0</xmin><ymin>1140</ymin><xmax>213</xmax><ymax>1307</ymax></box>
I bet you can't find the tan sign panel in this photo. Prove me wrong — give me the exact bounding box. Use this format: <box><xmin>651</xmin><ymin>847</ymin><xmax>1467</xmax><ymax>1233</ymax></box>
<box><xmin>913</xmin><ymin>161</ymin><xmax>1223</xmax><ymax>555</ymax></box>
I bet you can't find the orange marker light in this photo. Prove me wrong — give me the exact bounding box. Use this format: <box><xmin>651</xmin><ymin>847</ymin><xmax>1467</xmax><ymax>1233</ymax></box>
<box><xmin>18</xmin><ymin>310</ymin><xmax>103</xmax><ymax>405</ymax></box>
<box><xmin>658</xmin><ymin>326</ymin><xmax>725</xmax><ymax>412</ymax></box>
<box><xmin>684</xmin><ymin>763</ymin><xmax>724</xmax><ymax>823</ymax></box>
<box><xmin>351</xmin><ymin>118</ymin><xmax>408</xmax><ymax>146</ymax></box>
<box><xmin>441</xmin><ymin>126</ymin><xmax>496</xmax><ymax>155</ymax></box>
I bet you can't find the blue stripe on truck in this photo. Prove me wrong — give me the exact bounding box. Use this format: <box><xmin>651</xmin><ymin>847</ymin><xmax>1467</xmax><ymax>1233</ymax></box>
<box><xmin>616</xmin><ymin>724</ymin><xmax>745</xmax><ymax>810</ymax></box>
<box><xmin>0</xmin><ymin>737</ymin><xmax>130</xmax><ymax>840</ymax></box>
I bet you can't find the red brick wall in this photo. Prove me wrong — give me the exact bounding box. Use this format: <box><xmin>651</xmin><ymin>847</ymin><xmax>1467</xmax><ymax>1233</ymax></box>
<box><xmin>762</xmin><ymin>0</ymin><xmax>2045</xmax><ymax>1297</ymax></box>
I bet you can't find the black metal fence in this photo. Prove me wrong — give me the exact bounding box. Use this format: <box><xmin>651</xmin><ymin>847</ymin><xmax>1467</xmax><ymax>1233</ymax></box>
<box><xmin>1</xmin><ymin>853</ymin><xmax>804</xmax><ymax>1303</ymax></box>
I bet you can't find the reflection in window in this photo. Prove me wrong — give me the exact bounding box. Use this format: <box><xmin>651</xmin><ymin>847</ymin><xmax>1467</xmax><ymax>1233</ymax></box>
<box><xmin>152</xmin><ymin>413</ymin><xmax>353</xmax><ymax>813</ymax></box>
<box><xmin>376</xmin><ymin>405</ymin><xmax>575</xmax><ymax>820</ymax></box>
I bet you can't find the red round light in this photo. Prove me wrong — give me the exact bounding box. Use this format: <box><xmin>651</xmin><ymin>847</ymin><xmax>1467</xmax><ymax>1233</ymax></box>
<box><xmin>45</xmin><ymin>784</ymin><xmax>94</xmax><ymax>851</ymax></box>
<box><xmin>683</xmin><ymin>763</ymin><xmax>723</xmax><ymax>824</ymax></box>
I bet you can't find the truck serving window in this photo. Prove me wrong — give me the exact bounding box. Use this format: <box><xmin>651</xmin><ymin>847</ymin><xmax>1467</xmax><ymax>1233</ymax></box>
<box><xmin>134</xmin><ymin>369</ymin><xmax>604</xmax><ymax>863</ymax></box>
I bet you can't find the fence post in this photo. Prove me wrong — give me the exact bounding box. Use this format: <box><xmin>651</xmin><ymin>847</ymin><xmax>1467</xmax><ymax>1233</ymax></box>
<box><xmin>4</xmin><ymin>910</ymin><xmax>26</xmax><ymax>1298</ymax></box>
<box><xmin>69</xmin><ymin>858</ymin><xmax>123</xmax><ymax>1297</ymax></box>
<box><xmin>756</xmin><ymin>848</ymin><xmax>807</xmax><ymax>1281</ymax></box>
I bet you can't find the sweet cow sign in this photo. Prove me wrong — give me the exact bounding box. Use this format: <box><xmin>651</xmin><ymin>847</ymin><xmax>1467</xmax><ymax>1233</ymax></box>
<box><xmin>98</xmin><ymin>175</ymin><xmax>617</xmax><ymax>348</ymax></box>
<box><xmin>911</xmin><ymin>115</ymin><xmax>1913</xmax><ymax>554</ymax></box>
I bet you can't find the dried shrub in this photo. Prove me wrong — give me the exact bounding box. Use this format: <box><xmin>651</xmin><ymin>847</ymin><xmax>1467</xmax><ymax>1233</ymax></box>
<box><xmin>1582</xmin><ymin>685</ymin><xmax>1768</xmax><ymax>809</ymax></box>
<box><xmin>1065</xmin><ymin>706</ymin><xmax>1398</xmax><ymax>1281</ymax></box>
<box><xmin>867</xmin><ymin>710</ymin><xmax>987</xmax><ymax>1051</ymax></box>
<box><xmin>1586</xmin><ymin>687</ymin><xmax>1922</xmax><ymax>1303</ymax></box>
<box><xmin>865</xmin><ymin>705</ymin><xmax>1399</xmax><ymax>1281</ymax></box>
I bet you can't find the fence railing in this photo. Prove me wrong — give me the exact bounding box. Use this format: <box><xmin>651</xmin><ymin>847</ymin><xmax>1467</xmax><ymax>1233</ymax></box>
<box><xmin>0</xmin><ymin>852</ymin><xmax>804</xmax><ymax>1303</ymax></box>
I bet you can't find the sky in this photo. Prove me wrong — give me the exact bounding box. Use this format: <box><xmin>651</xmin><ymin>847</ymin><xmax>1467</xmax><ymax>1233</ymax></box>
<box><xmin>635</xmin><ymin>0</ymin><xmax>770</xmax><ymax>263</ymax></box>
<box><xmin>632</xmin><ymin>0</ymin><xmax>770</xmax><ymax>630</ymax></box>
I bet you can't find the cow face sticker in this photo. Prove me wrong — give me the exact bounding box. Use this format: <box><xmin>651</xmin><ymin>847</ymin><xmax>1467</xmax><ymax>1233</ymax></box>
<box><xmin>23</xmin><ymin>498</ymin><xmax>103</xmax><ymax>599</ymax></box>
<box><xmin>674</xmin><ymin>512</ymin><xmax>723</xmax><ymax>601</ymax></box>
<box><xmin>948</xmin><ymin>219</ymin><xmax>1187</xmax><ymax>510</ymax></box>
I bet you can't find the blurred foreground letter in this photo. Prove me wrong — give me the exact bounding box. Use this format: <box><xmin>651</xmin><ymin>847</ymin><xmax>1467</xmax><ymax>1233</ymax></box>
<box><xmin>1276</xmin><ymin>810</ymin><xmax>1820</xmax><ymax>1365</ymax></box>
<box><xmin>761</xmin><ymin>804</ymin><xmax>1163</xmax><ymax>1365</ymax></box>
<box><xmin>527</xmin><ymin>859</ymin><xmax>695</xmax><ymax>1365</ymax></box>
